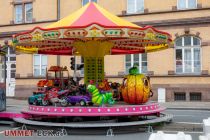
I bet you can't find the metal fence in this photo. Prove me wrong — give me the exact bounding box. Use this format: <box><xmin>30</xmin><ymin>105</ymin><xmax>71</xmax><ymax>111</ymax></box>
<box><xmin>190</xmin><ymin>92</ymin><xmax>201</xmax><ymax>101</ymax></box>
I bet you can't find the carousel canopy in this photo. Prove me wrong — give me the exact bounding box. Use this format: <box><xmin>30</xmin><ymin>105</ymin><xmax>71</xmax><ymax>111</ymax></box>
<box><xmin>12</xmin><ymin>2</ymin><xmax>172</xmax><ymax>56</ymax></box>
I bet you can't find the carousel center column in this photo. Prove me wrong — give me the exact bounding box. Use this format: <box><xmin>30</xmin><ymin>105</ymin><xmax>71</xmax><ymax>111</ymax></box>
<box><xmin>73</xmin><ymin>40</ymin><xmax>113</xmax><ymax>84</ymax></box>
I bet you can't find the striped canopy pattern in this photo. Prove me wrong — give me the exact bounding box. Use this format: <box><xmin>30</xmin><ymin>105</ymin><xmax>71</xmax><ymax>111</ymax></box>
<box><xmin>47</xmin><ymin>2</ymin><xmax>139</xmax><ymax>28</ymax></box>
<box><xmin>12</xmin><ymin>2</ymin><xmax>172</xmax><ymax>55</ymax></box>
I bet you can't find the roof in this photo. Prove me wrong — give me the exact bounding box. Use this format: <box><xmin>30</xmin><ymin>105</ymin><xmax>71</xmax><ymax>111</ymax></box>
<box><xmin>12</xmin><ymin>2</ymin><xmax>172</xmax><ymax>55</ymax></box>
<box><xmin>46</xmin><ymin>2</ymin><xmax>140</xmax><ymax>29</ymax></box>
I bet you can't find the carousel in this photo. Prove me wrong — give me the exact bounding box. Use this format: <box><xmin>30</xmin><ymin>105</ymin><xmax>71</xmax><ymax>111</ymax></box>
<box><xmin>10</xmin><ymin>2</ymin><xmax>173</xmax><ymax>126</ymax></box>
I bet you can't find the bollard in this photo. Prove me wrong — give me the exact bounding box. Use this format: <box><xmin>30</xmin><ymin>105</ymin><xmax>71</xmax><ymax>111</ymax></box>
<box><xmin>147</xmin><ymin>125</ymin><xmax>153</xmax><ymax>133</ymax></box>
<box><xmin>156</xmin><ymin>131</ymin><xmax>164</xmax><ymax>140</ymax></box>
<box><xmin>177</xmin><ymin>132</ymin><xmax>187</xmax><ymax>140</ymax></box>
<box><xmin>106</xmin><ymin>127</ymin><xmax>114</xmax><ymax>136</ymax></box>
<box><xmin>203</xmin><ymin>117</ymin><xmax>210</xmax><ymax>135</ymax></box>
<box><xmin>60</xmin><ymin>127</ymin><xmax>68</xmax><ymax>136</ymax></box>
<box><xmin>199</xmin><ymin>134</ymin><xmax>210</xmax><ymax>140</ymax></box>
<box><xmin>21</xmin><ymin>124</ymin><xmax>27</xmax><ymax>130</ymax></box>
<box><xmin>149</xmin><ymin>131</ymin><xmax>192</xmax><ymax>140</ymax></box>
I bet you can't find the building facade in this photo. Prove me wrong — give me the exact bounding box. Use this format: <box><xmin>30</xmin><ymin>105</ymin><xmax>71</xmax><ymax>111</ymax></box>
<box><xmin>0</xmin><ymin>0</ymin><xmax>210</xmax><ymax>102</ymax></box>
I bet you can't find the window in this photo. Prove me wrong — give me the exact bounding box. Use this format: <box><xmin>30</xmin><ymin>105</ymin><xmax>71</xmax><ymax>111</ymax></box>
<box><xmin>175</xmin><ymin>36</ymin><xmax>201</xmax><ymax>74</ymax></box>
<box><xmin>127</xmin><ymin>0</ymin><xmax>144</xmax><ymax>14</ymax></box>
<box><xmin>25</xmin><ymin>3</ymin><xmax>33</xmax><ymax>23</ymax></box>
<box><xmin>177</xmin><ymin>0</ymin><xmax>197</xmax><ymax>10</ymax></box>
<box><xmin>10</xmin><ymin>57</ymin><xmax>16</xmax><ymax>61</ymax></box>
<box><xmin>14</xmin><ymin>3</ymin><xmax>33</xmax><ymax>24</ymax></box>
<box><xmin>11</xmin><ymin>70</ymin><xmax>16</xmax><ymax>79</ymax></box>
<box><xmin>6</xmin><ymin>48</ymin><xmax>16</xmax><ymax>62</ymax></box>
<box><xmin>33</xmin><ymin>55</ymin><xmax>47</xmax><ymax>77</ymax></box>
<box><xmin>174</xmin><ymin>92</ymin><xmax>186</xmax><ymax>101</ymax></box>
<box><xmin>190</xmin><ymin>92</ymin><xmax>201</xmax><ymax>101</ymax></box>
<box><xmin>15</xmin><ymin>5</ymin><xmax>23</xmax><ymax>24</ymax></box>
<box><xmin>125</xmin><ymin>54</ymin><xmax>147</xmax><ymax>74</ymax></box>
<box><xmin>82</xmin><ymin>0</ymin><xmax>97</xmax><ymax>6</ymax></box>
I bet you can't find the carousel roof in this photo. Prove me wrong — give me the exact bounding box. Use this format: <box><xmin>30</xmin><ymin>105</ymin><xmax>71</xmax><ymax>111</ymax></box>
<box><xmin>46</xmin><ymin>2</ymin><xmax>139</xmax><ymax>29</ymax></box>
<box><xmin>12</xmin><ymin>2</ymin><xmax>172</xmax><ymax>56</ymax></box>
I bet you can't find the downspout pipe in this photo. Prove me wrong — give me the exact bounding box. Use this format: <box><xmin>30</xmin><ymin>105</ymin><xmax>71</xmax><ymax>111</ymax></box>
<box><xmin>57</xmin><ymin>0</ymin><xmax>60</xmax><ymax>20</ymax></box>
<box><xmin>57</xmin><ymin>0</ymin><xmax>61</xmax><ymax>66</ymax></box>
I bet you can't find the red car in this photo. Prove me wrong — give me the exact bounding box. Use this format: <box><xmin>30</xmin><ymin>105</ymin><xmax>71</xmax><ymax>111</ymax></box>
<box><xmin>42</xmin><ymin>88</ymin><xmax>70</xmax><ymax>106</ymax></box>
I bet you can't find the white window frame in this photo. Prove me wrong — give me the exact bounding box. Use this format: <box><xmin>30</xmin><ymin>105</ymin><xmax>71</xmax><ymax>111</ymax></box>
<box><xmin>175</xmin><ymin>36</ymin><xmax>201</xmax><ymax>74</ymax></box>
<box><xmin>125</xmin><ymin>54</ymin><xmax>147</xmax><ymax>74</ymax></box>
<box><xmin>24</xmin><ymin>3</ymin><xmax>33</xmax><ymax>23</ymax></box>
<box><xmin>127</xmin><ymin>0</ymin><xmax>144</xmax><ymax>14</ymax></box>
<box><xmin>82</xmin><ymin>0</ymin><xmax>97</xmax><ymax>6</ymax></box>
<box><xmin>14</xmin><ymin>2</ymin><xmax>33</xmax><ymax>24</ymax></box>
<box><xmin>177</xmin><ymin>0</ymin><xmax>197</xmax><ymax>10</ymax></box>
<box><xmin>14</xmin><ymin>4</ymin><xmax>23</xmax><ymax>24</ymax></box>
<box><xmin>6</xmin><ymin>47</ymin><xmax>16</xmax><ymax>62</ymax></box>
<box><xmin>33</xmin><ymin>55</ymin><xmax>48</xmax><ymax>77</ymax></box>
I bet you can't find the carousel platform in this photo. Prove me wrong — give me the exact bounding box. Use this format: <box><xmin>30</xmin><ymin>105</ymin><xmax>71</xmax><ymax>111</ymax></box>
<box><xmin>0</xmin><ymin>106</ymin><xmax>29</xmax><ymax>119</ymax></box>
<box><xmin>13</xmin><ymin>113</ymin><xmax>173</xmax><ymax>128</ymax></box>
<box><xmin>0</xmin><ymin>102</ymin><xmax>173</xmax><ymax>128</ymax></box>
<box><xmin>0</xmin><ymin>102</ymin><xmax>164</xmax><ymax>118</ymax></box>
<box><xmin>22</xmin><ymin>102</ymin><xmax>164</xmax><ymax>117</ymax></box>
